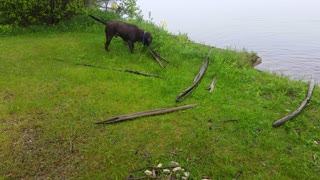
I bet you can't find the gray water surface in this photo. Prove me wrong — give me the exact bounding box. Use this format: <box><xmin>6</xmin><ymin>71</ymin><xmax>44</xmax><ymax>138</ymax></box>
<box><xmin>138</xmin><ymin>0</ymin><xmax>320</xmax><ymax>84</ymax></box>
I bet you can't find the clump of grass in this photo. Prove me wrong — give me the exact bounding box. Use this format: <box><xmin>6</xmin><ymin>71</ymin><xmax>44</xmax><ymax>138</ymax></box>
<box><xmin>0</xmin><ymin>14</ymin><xmax>319</xmax><ymax>179</ymax></box>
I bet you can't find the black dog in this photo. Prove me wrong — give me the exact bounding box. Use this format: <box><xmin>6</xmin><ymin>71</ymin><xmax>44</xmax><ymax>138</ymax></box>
<box><xmin>89</xmin><ymin>15</ymin><xmax>153</xmax><ymax>53</ymax></box>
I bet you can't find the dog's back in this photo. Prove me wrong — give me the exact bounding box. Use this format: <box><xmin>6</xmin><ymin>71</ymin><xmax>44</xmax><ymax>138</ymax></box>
<box><xmin>89</xmin><ymin>14</ymin><xmax>152</xmax><ymax>53</ymax></box>
<box><xmin>106</xmin><ymin>21</ymin><xmax>142</xmax><ymax>42</ymax></box>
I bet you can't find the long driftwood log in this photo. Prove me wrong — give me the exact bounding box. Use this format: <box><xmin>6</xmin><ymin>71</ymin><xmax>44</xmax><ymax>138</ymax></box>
<box><xmin>272</xmin><ymin>79</ymin><xmax>315</xmax><ymax>128</ymax></box>
<box><xmin>175</xmin><ymin>48</ymin><xmax>212</xmax><ymax>102</ymax></box>
<box><xmin>52</xmin><ymin>58</ymin><xmax>164</xmax><ymax>79</ymax></box>
<box><xmin>95</xmin><ymin>104</ymin><xmax>198</xmax><ymax>125</ymax></box>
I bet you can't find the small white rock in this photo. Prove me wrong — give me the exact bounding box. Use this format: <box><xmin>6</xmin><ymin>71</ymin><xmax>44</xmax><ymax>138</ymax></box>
<box><xmin>157</xmin><ymin>163</ymin><xmax>163</xmax><ymax>168</ymax></box>
<box><xmin>163</xmin><ymin>169</ymin><xmax>170</xmax><ymax>174</ymax></box>
<box><xmin>173</xmin><ymin>167</ymin><xmax>182</xmax><ymax>172</ymax></box>
<box><xmin>184</xmin><ymin>171</ymin><xmax>190</xmax><ymax>177</ymax></box>
<box><xmin>170</xmin><ymin>161</ymin><xmax>180</xmax><ymax>167</ymax></box>
<box><xmin>144</xmin><ymin>170</ymin><xmax>152</xmax><ymax>176</ymax></box>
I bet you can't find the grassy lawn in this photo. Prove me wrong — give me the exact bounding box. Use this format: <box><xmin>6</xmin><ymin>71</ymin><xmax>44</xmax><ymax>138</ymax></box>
<box><xmin>0</xmin><ymin>21</ymin><xmax>319</xmax><ymax>179</ymax></box>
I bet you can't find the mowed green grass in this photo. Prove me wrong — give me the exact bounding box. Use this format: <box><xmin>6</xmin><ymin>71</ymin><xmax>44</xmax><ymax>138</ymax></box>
<box><xmin>0</xmin><ymin>29</ymin><xmax>319</xmax><ymax>179</ymax></box>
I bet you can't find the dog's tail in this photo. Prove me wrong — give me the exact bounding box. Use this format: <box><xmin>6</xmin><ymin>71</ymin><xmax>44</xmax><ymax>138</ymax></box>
<box><xmin>89</xmin><ymin>15</ymin><xmax>107</xmax><ymax>25</ymax></box>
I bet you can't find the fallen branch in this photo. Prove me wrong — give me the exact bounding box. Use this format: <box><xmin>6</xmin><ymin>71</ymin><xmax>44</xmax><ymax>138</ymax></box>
<box><xmin>176</xmin><ymin>48</ymin><xmax>212</xmax><ymax>102</ymax></box>
<box><xmin>147</xmin><ymin>47</ymin><xmax>177</xmax><ymax>67</ymax></box>
<box><xmin>272</xmin><ymin>79</ymin><xmax>315</xmax><ymax>128</ymax></box>
<box><xmin>95</xmin><ymin>104</ymin><xmax>198</xmax><ymax>124</ymax></box>
<box><xmin>124</xmin><ymin>69</ymin><xmax>165</xmax><ymax>79</ymax></box>
<box><xmin>208</xmin><ymin>77</ymin><xmax>216</xmax><ymax>93</ymax></box>
<box><xmin>52</xmin><ymin>58</ymin><xmax>164</xmax><ymax>79</ymax></box>
<box><xmin>147</xmin><ymin>48</ymin><xmax>165</xmax><ymax>69</ymax></box>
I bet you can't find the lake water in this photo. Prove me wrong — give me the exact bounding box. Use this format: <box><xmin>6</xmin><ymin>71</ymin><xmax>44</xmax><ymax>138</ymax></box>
<box><xmin>137</xmin><ymin>0</ymin><xmax>320</xmax><ymax>84</ymax></box>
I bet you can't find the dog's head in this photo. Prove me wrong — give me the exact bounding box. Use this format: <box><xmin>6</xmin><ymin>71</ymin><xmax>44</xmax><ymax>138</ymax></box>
<box><xmin>143</xmin><ymin>32</ymin><xmax>153</xmax><ymax>46</ymax></box>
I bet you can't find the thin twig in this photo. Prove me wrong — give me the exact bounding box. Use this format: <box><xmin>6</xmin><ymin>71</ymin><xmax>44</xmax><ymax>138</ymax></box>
<box><xmin>51</xmin><ymin>58</ymin><xmax>164</xmax><ymax>79</ymax></box>
<box><xmin>124</xmin><ymin>69</ymin><xmax>165</xmax><ymax>79</ymax></box>
<box><xmin>234</xmin><ymin>171</ymin><xmax>243</xmax><ymax>180</ymax></box>
<box><xmin>112</xmin><ymin>130</ymin><xmax>126</xmax><ymax>144</ymax></box>
<box><xmin>273</xmin><ymin>79</ymin><xmax>315</xmax><ymax>127</ymax></box>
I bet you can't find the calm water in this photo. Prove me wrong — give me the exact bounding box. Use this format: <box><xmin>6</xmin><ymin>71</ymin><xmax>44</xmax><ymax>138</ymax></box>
<box><xmin>137</xmin><ymin>0</ymin><xmax>320</xmax><ymax>84</ymax></box>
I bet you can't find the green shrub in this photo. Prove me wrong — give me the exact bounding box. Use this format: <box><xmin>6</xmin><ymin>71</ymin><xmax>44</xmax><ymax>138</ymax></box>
<box><xmin>0</xmin><ymin>0</ymin><xmax>85</xmax><ymax>26</ymax></box>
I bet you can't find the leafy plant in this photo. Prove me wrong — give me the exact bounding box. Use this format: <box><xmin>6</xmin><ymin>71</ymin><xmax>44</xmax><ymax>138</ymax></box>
<box><xmin>0</xmin><ymin>0</ymin><xmax>85</xmax><ymax>26</ymax></box>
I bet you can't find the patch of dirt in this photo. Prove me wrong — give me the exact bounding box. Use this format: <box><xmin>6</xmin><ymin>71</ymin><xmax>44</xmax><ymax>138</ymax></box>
<box><xmin>2</xmin><ymin>114</ymin><xmax>84</xmax><ymax>179</ymax></box>
<box><xmin>0</xmin><ymin>89</ymin><xmax>14</xmax><ymax>103</ymax></box>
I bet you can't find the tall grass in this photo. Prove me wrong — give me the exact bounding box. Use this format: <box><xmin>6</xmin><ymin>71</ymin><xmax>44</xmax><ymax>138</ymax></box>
<box><xmin>0</xmin><ymin>13</ymin><xmax>319</xmax><ymax>179</ymax></box>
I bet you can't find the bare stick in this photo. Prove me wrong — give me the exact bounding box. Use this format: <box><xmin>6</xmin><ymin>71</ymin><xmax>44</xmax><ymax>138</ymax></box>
<box><xmin>124</xmin><ymin>69</ymin><xmax>165</xmax><ymax>79</ymax></box>
<box><xmin>148</xmin><ymin>47</ymin><xmax>177</xmax><ymax>67</ymax></box>
<box><xmin>176</xmin><ymin>49</ymin><xmax>212</xmax><ymax>102</ymax></box>
<box><xmin>208</xmin><ymin>77</ymin><xmax>216</xmax><ymax>93</ymax></box>
<box><xmin>147</xmin><ymin>48</ymin><xmax>165</xmax><ymax>69</ymax></box>
<box><xmin>52</xmin><ymin>58</ymin><xmax>164</xmax><ymax>79</ymax></box>
<box><xmin>95</xmin><ymin>104</ymin><xmax>198</xmax><ymax>124</ymax></box>
<box><xmin>272</xmin><ymin>79</ymin><xmax>315</xmax><ymax>128</ymax></box>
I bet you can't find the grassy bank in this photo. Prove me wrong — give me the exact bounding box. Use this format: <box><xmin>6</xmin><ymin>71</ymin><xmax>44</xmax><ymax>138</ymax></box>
<box><xmin>0</xmin><ymin>16</ymin><xmax>319</xmax><ymax>179</ymax></box>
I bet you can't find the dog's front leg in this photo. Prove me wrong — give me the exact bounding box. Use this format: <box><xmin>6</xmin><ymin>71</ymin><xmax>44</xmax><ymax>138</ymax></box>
<box><xmin>127</xmin><ymin>41</ymin><xmax>134</xmax><ymax>53</ymax></box>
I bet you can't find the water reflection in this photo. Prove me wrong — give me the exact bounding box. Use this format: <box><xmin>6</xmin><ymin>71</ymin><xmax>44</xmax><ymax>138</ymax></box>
<box><xmin>138</xmin><ymin>0</ymin><xmax>320</xmax><ymax>84</ymax></box>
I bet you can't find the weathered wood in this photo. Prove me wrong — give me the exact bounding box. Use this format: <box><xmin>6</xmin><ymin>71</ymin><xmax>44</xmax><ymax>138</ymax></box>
<box><xmin>208</xmin><ymin>77</ymin><xmax>216</xmax><ymax>93</ymax></box>
<box><xmin>147</xmin><ymin>47</ymin><xmax>176</xmax><ymax>67</ymax></box>
<box><xmin>147</xmin><ymin>48</ymin><xmax>165</xmax><ymax>69</ymax></box>
<box><xmin>95</xmin><ymin>104</ymin><xmax>198</xmax><ymax>124</ymax></box>
<box><xmin>176</xmin><ymin>48</ymin><xmax>212</xmax><ymax>102</ymax></box>
<box><xmin>124</xmin><ymin>69</ymin><xmax>165</xmax><ymax>79</ymax></box>
<box><xmin>272</xmin><ymin>79</ymin><xmax>315</xmax><ymax>128</ymax></box>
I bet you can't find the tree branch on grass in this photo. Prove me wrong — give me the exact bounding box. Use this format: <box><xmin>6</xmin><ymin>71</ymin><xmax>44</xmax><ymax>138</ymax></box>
<box><xmin>175</xmin><ymin>48</ymin><xmax>212</xmax><ymax>102</ymax></box>
<box><xmin>147</xmin><ymin>47</ymin><xmax>177</xmax><ymax>68</ymax></box>
<box><xmin>272</xmin><ymin>79</ymin><xmax>315</xmax><ymax>128</ymax></box>
<box><xmin>147</xmin><ymin>48</ymin><xmax>165</xmax><ymax>69</ymax></box>
<box><xmin>51</xmin><ymin>58</ymin><xmax>164</xmax><ymax>79</ymax></box>
<box><xmin>95</xmin><ymin>104</ymin><xmax>198</xmax><ymax>125</ymax></box>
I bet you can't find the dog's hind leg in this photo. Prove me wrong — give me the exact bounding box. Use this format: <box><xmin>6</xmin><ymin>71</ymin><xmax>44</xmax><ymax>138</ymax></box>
<box><xmin>127</xmin><ymin>40</ymin><xmax>134</xmax><ymax>53</ymax></box>
<box><xmin>105</xmin><ymin>35</ymin><xmax>113</xmax><ymax>51</ymax></box>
